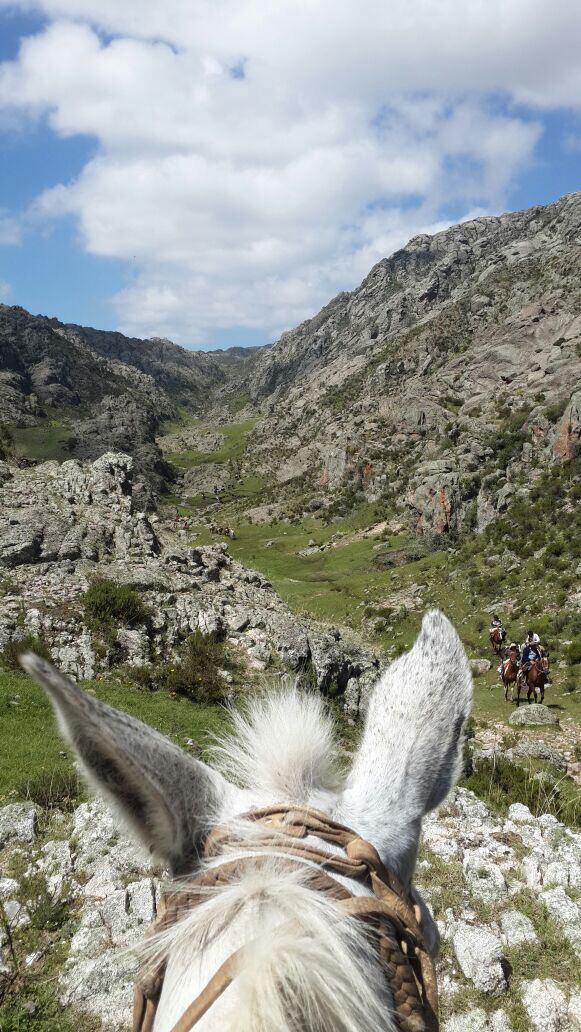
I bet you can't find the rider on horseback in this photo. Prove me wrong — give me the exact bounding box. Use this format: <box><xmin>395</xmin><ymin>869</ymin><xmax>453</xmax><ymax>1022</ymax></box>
<box><xmin>518</xmin><ymin>631</ymin><xmax>542</xmax><ymax>687</ymax></box>
<box><xmin>490</xmin><ymin>615</ymin><xmax>506</xmax><ymax>637</ymax></box>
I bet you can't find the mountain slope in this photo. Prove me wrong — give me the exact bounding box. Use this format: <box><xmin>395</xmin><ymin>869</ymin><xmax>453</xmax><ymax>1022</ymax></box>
<box><xmin>233</xmin><ymin>192</ymin><xmax>580</xmax><ymax>535</ymax></box>
<box><xmin>0</xmin><ymin>306</ymin><xmax>240</xmax><ymax>498</ymax></box>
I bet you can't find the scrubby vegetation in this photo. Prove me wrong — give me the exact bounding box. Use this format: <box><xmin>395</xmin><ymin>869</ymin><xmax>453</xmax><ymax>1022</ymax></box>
<box><xmin>81</xmin><ymin>578</ymin><xmax>151</xmax><ymax>631</ymax></box>
<box><xmin>0</xmin><ymin>634</ymin><xmax>52</xmax><ymax>671</ymax></box>
<box><xmin>17</xmin><ymin>770</ymin><xmax>85</xmax><ymax>813</ymax></box>
<box><xmin>462</xmin><ymin>755</ymin><xmax>580</xmax><ymax>828</ymax></box>
<box><xmin>124</xmin><ymin>630</ymin><xmax>234</xmax><ymax>703</ymax></box>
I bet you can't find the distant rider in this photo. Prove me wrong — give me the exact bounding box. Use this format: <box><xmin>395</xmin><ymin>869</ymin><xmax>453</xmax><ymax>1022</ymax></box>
<box><xmin>489</xmin><ymin>614</ymin><xmax>506</xmax><ymax>640</ymax></box>
<box><xmin>500</xmin><ymin>641</ymin><xmax>521</xmax><ymax>679</ymax></box>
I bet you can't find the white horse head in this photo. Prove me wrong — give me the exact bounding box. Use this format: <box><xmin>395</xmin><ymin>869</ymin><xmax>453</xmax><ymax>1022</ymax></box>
<box><xmin>22</xmin><ymin>609</ymin><xmax>472</xmax><ymax>1032</ymax></box>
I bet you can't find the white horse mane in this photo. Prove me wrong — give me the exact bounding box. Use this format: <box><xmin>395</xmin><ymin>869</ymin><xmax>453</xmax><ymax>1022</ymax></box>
<box><xmin>144</xmin><ymin>690</ymin><xmax>391</xmax><ymax>1032</ymax></box>
<box><xmin>21</xmin><ymin>609</ymin><xmax>472</xmax><ymax>1032</ymax></box>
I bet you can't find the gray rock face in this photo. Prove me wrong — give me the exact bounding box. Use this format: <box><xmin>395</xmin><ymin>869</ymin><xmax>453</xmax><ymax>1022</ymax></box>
<box><xmin>0</xmin><ymin>451</ymin><xmax>377</xmax><ymax>706</ymax></box>
<box><xmin>0</xmin><ymin>451</ymin><xmax>159</xmax><ymax>570</ymax></box>
<box><xmin>443</xmin><ymin>1010</ymin><xmax>511</xmax><ymax>1032</ymax></box>
<box><xmin>499</xmin><ymin>909</ymin><xmax>538</xmax><ymax>948</ymax></box>
<box><xmin>0</xmin><ymin>303</ymin><xmax>228</xmax><ymax>491</ymax></box>
<box><xmin>237</xmin><ymin>192</ymin><xmax>581</xmax><ymax>535</ymax></box>
<box><xmin>509</xmin><ymin>739</ymin><xmax>567</xmax><ymax>771</ymax></box>
<box><xmin>509</xmin><ymin>704</ymin><xmax>560</xmax><ymax>727</ymax></box>
<box><xmin>520</xmin><ymin>978</ymin><xmax>569</xmax><ymax>1032</ymax></box>
<box><xmin>0</xmin><ymin>802</ymin><xmax>38</xmax><ymax>848</ymax></box>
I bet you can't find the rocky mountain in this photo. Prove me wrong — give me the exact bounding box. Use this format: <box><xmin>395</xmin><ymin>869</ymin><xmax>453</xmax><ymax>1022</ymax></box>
<box><xmin>232</xmin><ymin>191</ymin><xmax>581</xmax><ymax>535</ymax></box>
<box><xmin>0</xmin><ymin>306</ymin><xmax>240</xmax><ymax>500</ymax></box>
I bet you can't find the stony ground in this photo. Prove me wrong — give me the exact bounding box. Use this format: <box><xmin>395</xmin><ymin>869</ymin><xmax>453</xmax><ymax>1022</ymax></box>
<box><xmin>0</xmin><ymin>787</ymin><xmax>579</xmax><ymax>1030</ymax></box>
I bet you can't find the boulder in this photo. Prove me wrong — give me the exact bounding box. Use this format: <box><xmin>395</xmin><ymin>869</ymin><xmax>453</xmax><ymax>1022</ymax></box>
<box><xmin>0</xmin><ymin>802</ymin><xmax>39</xmax><ymax>848</ymax></box>
<box><xmin>451</xmin><ymin>921</ymin><xmax>506</xmax><ymax>995</ymax></box>
<box><xmin>463</xmin><ymin>853</ymin><xmax>508</xmax><ymax>903</ymax></box>
<box><xmin>470</xmin><ymin>659</ymin><xmax>492</xmax><ymax>675</ymax></box>
<box><xmin>509</xmin><ymin>704</ymin><xmax>559</xmax><ymax>727</ymax></box>
<box><xmin>499</xmin><ymin>909</ymin><xmax>538</xmax><ymax>947</ymax></box>
<box><xmin>509</xmin><ymin>740</ymin><xmax>567</xmax><ymax>771</ymax></box>
<box><xmin>520</xmin><ymin>978</ymin><xmax>568</xmax><ymax>1032</ymax></box>
<box><xmin>553</xmin><ymin>390</ymin><xmax>581</xmax><ymax>461</ymax></box>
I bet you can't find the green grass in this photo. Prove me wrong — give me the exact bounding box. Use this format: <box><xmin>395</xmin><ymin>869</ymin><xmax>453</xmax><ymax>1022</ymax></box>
<box><xmin>195</xmin><ymin>501</ymin><xmax>581</xmax><ymax>728</ymax></box>
<box><xmin>226</xmin><ymin>503</ymin><xmax>410</xmax><ymax>626</ymax></box>
<box><xmin>165</xmin><ymin>417</ymin><xmax>259</xmax><ymax>470</ymax></box>
<box><xmin>0</xmin><ymin>670</ymin><xmax>229</xmax><ymax>800</ymax></box>
<box><xmin>9</xmin><ymin>421</ymin><xmax>77</xmax><ymax>463</ymax></box>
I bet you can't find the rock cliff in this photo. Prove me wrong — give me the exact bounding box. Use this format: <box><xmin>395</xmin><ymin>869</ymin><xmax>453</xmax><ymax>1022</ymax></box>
<box><xmin>234</xmin><ymin>192</ymin><xmax>581</xmax><ymax>535</ymax></box>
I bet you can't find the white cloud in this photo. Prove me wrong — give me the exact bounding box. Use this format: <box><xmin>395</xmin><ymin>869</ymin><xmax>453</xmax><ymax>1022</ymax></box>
<box><xmin>0</xmin><ymin>279</ymin><xmax>13</xmax><ymax>301</ymax></box>
<box><xmin>0</xmin><ymin>1</ymin><xmax>578</xmax><ymax>342</ymax></box>
<box><xmin>0</xmin><ymin>210</ymin><xmax>21</xmax><ymax>245</ymax></box>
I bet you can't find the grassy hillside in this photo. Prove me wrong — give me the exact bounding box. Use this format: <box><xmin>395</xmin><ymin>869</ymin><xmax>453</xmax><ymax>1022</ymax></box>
<box><xmin>0</xmin><ymin>671</ymin><xmax>229</xmax><ymax>804</ymax></box>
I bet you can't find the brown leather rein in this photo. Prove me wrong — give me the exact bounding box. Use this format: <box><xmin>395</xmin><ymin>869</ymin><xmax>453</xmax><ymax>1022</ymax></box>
<box><xmin>133</xmin><ymin>805</ymin><xmax>439</xmax><ymax>1032</ymax></box>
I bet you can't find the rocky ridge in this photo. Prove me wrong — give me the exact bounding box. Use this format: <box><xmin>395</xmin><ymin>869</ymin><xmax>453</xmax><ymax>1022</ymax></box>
<box><xmin>0</xmin><ymin>451</ymin><xmax>377</xmax><ymax>706</ymax></box>
<box><xmin>0</xmin><ymin>305</ymin><xmax>238</xmax><ymax>499</ymax></box>
<box><xmin>1</xmin><ymin>787</ymin><xmax>579</xmax><ymax>1030</ymax></box>
<box><xmin>228</xmin><ymin>192</ymin><xmax>581</xmax><ymax>535</ymax></box>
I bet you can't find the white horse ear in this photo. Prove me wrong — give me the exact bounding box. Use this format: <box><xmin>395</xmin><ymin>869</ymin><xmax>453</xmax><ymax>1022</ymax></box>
<box><xmin>20</xmin><ymin>653</ymin><xmax>239</xmax><ymax>874</ymax></box>
<box><xmin>336</xmin><ymin>610</ymin><xmax>472</xmax><ymax>881</ymax></box>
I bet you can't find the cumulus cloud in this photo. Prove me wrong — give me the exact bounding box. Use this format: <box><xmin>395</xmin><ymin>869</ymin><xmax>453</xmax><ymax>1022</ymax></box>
<box><xmin>0</xmin><ymin>279</ymin><xmax>13</xmax><ymax>301</ymax></box>
<box><xmin>0</xmin><ymin>0</ymin><xmax>579</xmax><ymax>342</ymax></box>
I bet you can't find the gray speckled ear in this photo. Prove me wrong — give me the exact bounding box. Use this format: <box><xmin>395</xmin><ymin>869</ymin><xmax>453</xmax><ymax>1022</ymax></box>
<box><xmin>336</xmin><ymin>610</ymin><xmax>472</xmax><ymax>882</ymax></box>
<box><xmin>20</xmin><ymin>652</ymin><xmax>238</xmax><ymax>874</ymax></box>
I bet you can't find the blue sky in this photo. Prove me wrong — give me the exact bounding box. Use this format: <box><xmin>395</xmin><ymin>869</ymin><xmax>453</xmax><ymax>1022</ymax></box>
<box><xmin>0</xmin><ymin>1</ymin><xmax>579</xmax><ymax>349</ymax></box>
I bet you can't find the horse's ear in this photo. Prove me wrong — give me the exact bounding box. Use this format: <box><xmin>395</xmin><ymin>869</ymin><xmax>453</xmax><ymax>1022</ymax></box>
<box><xmin>20</xmin><ymin>653</ymin><xmax>240</xmax><ymax>873</ymax></box>
<box><xmin>336</xmin><ymin>611</ymin><xmax>472</xmax><ymax>881</ymax></box>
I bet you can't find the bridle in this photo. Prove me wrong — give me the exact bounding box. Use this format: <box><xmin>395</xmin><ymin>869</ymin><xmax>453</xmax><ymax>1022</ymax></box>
<box><xmin>133</xmin><ymin>805</ymin><xmax>439</xmax><ymax>1032</ymax></box>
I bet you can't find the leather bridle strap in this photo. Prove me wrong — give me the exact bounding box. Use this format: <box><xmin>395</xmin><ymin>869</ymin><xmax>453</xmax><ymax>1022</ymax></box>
<box><xmin>166</xmin><ymin>896</ymin><xmax>436</xmax><ymax>1032</ymax></box>
<box><xmin>167</xmin><ymin>947</ymin><xmax>243</xmax><ymax>1032</ymax></box>
<box><xmin>134</xmin><ymin>805</ymin><xmax>439</xmax><ymax>1032</ymax></box>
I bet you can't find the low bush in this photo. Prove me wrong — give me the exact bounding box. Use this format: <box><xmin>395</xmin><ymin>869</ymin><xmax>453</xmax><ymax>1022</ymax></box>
<box><xmin>17</xmin><ymin>769</ymin><xmax>85</xmax><ymax>812</ymax></box>
<box><xmin>566</xmin><ymin>637</ymin><xmax>581</xmax><ymax>666</ymax></box>
<box><xmin>0</xmin><ymin>634</ymin><xmax>52</xmax><ymax>671</ymax></box>
<box><xmin>462</xmin><ymin>756</ymin><xmax>580</xmax><ymax>828</ymax></box>
<box><xmin>82</xmin><ymin>578</ymin><xmax>151</xmax><ymax>630</ymax></box>
<box><xmin>544</xmin><ymin>397</ymin><xmax>569</xmax><ymax>423</ymax></box>
<box><xmin>125</xmin><ymin>631</ymin><xmax>232</xmax><ymax>704</ymax></box>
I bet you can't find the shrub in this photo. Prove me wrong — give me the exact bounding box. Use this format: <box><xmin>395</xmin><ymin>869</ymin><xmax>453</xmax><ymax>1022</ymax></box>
<box><xmin>462</xmin><ymin>756</ymin><xmax>580</xmax><ymax>828</ymax></box>
<box><xmin>566</xmin><ymin>638</ymin><xmax>581</xmax><ymax>666</ymax></box>
<box><xmin>544</xmin><ymin>397</ymin><xmax>569</xmax><ymax>423</ymax></box>
<box><xmin>0</xmin><ymin>425</ymin><xmax>13</xmax><ymax>461</ymax></box>
<box><xmin>82</xmin><ymin>578</ymin><xmax>151</xmax><ymax>630</ymax></box>
<box><xmin>128</xmin><ymin>631</ymin><xmax>232</xmax><ymax>703</ymax></box>
<box><xmin>0</xmin><ymin>633</ymin><xmax>52</xmax><ymax>671</ymax></box>
<box><xmin>17</xmin><ymin>769</ymin><xmax>85</xmax><ymax>812</ymax></box>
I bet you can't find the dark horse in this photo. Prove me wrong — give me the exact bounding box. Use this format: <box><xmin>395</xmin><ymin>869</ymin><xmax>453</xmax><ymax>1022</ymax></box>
<box><xmin>489</xmin><ymin>627</ymin><xmax>505</xmax><ymax>656</ymax></box>
<box><xmin>516</xmin><ymin>655</ymin><xmax>550</xmax><ymax>706</ymax></box>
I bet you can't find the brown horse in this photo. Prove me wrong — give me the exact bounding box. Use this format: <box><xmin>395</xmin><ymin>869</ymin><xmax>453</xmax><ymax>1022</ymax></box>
<box><xmin>501</xmin><ymin>650</ymin><xmax>519</xmax><ymax>702</ymax></box>
<box><xmin>489</xmin><ymin>627</ymin><xmax>505</xmax><ymax>656</ymax></box>
<box><xmin>516</xmin><ymin>656</ymin><xmax>549</xmax><ymax>706</ymax></box>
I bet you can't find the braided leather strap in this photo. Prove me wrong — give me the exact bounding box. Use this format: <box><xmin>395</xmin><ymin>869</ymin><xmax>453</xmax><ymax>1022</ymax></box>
<box><xmin>133</xmin><ymin>805</ymin><xmax>438</xmax><ymax>1032</ymax></box>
